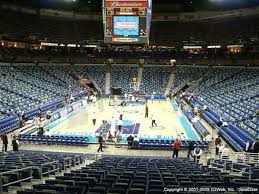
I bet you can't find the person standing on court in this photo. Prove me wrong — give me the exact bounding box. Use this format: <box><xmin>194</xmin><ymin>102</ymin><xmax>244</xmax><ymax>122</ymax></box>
<box><xmin>145</xmin><ymin>104</ymin><xmax>149</xmax><ymax>118</ymax></box>
<box><xmin>172</xmin><ymin>138</ymin><xmax>181</xmax><ymax>158</ymax></box>
<box><xmin>151</xmin><ymin>114</ymin><xmax>157</xmax><ymax>127</ymax></box>
<box><xmin>117</xmin><ymin>118</ymin><xmax>123</xmax><ymax>134</ymax></box>
<box><xmin>151</xmin><ymin>93</ymin><xmax>154</xmax><ymax>103</ymax></box>
<box><xmin>97</xmin><ymin>132</ymin><xmax>104</xmax><ymax>152</ymax></box>
<box><xmin>92</xmin><ymin>111</ymin><xmax>96</xmax><ymax>126</ymax></box>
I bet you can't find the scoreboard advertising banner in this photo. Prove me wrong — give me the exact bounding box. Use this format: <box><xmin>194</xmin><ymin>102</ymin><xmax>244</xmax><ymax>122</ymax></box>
<box><xmin>103</xmin><ymin>0</ymin><xmax>152</xmax><ymax>44</ymax></box>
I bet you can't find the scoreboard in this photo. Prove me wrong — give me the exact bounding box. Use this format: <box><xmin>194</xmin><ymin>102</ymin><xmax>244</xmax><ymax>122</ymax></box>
<box><xmin>103</xmin><ymin>0</ymin><xmax>152</xmax><ymax>44</ymax></box>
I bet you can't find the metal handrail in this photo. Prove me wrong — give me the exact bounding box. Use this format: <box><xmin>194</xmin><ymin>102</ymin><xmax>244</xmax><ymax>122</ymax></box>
<box><xmin>0</xmin><ymin>166</ymin><xmax>33</xmax><ymax>192</ymax></box>
<box><xmin>211</xmin><ymin>158</ymin><xmax>254</xmax><ymax>180</ymax></box>
<box><xmin>234</xmin><ymin>152</ymin><xmax>259</xmax><ymax>164</ymax></box>
<box><xmin>39</xmin><ymin>160</ymin><xmax>59</xmax><ymax>179</ymax></box>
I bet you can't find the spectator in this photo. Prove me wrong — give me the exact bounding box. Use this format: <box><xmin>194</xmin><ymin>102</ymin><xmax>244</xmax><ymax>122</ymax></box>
<box><xmin>221</xmin><ymin>144</ymin><xmax>230</xmax><ymax>160</ymax></box>
<box><xmin>217</xmin><ymin>117</ymin><xmax>223</xmax><ymax>127</ymax></box>
<box><xmin>12</xmin><ymin>135</ymin><xmax>19</xmax><ymax>151</ymax></box>
<box><xmin>222</xmin><ymin>120</ymin><xmax>229</xmax><ymax>127</ymax></box>
<box><xmin>107</xmin><ymin>131</ymin><xmax>113</xmax><ymax>142</ymax></box>
<box><xmin>215</xmin><ymin>136</ymin><xmax>222</xmax><ymax>155</ymax></box>
<box><xmin>38</xmin><ymin>127</ymin><xmax>44</xmax><ymax>137</ymax></box>
<box><xmin>245</xmin><ymin>141</ymin><xmax>252</xmax><ymax>152</ymax></box>
<box><xmin>187</xmin><ymin>140</ymin><xmax>194</xmax><ymax>159</ymax></box>
<box><xmin>36</xmin><ymin>107</ymin><xmax>42</xmax><ymax>119</ymax></box>
<box><xmin>19</xmin><ymin>117</ymin><xmax>24</xmax><ymax>128</ymax></box>
<box><xmin>117</xmin><ymin>118</ymin><xmax>123</xmax><ymax>133</ymax></box>
<box><xmin>1</xmin><ymin>132</ymin><xmax>8</xmax><ymax>152</ymax></box>
<box><xmin>172</xmin><ymin>139</ymin><xmax>181</xmax><ymax>159</ymax></box>
<box><xmin>127</xmin><ymin>135</ymin><xmax>134</xmax><ymax>149</ymax></box>
<box><xmin>219</xmin><ymin>143</ymin><xmax>225</xmax><ymax>157</ymax></box>
<box><xmin>45</xmin><ymin>110</ymin><xmax>52</xmax><ymax>125</ymax></box>
<box><xmin>133</xmin><ymin>135</ymin><xmax>139</xmax><ymax>148</ymax></box>
<box><xmin>97</xmin><ymin>132</ymin><xmax>104</xmax><ymax>152</ymax></box>
<box><xmin>194</xmin><ymin>147</ymin><xmax>203</xmax><ymax>163</ymax></box>
<box><xmin>204</xmin><ymin>133</ymin><xmax>212</xmax><ymax>143</ymax></box>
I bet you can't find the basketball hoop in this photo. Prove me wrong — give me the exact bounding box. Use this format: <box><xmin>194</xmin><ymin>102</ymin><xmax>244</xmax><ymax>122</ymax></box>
<box><xmin>130</xmin><ymin>82</ymin><xmax>138</xmax><ymax>91</ymax></box>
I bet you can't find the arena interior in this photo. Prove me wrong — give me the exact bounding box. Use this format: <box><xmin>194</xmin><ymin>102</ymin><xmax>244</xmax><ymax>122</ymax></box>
<box><xmin>0</xmin><ymin>0</ymin><xmax>259</xmax><ymax>193</ymax></box>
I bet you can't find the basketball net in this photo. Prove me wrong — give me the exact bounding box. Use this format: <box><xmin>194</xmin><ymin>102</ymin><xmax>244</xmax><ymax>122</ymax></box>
<box><xmin>130</xmin><ymin>82</ymin><xmax>138</xmax><ymax>91</ymax></box>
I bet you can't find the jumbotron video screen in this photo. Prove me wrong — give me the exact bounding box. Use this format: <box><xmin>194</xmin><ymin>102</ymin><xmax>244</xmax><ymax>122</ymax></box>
<box><xmin>103</xmin><ymin>0</ymin><xmax>152</xmax><ymax>44</ymax></box>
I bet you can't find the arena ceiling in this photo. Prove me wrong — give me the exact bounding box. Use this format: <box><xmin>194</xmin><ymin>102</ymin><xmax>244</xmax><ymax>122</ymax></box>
<box><xmin>1</xmin><ymin>0</ymin><xmax>259</xmax><ymax>13</ymax></box>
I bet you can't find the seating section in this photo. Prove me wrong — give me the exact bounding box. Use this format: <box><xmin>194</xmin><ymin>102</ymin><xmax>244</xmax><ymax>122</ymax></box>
<box><xmin>0</xmin><ymin>151</ymin><xmax>84</xmax><ymax>192</ymax></box>
<box><xmin>76</xmin><ymin>65</ymin><xmax>106</xmax><ymax>94</ymax></box>
<box><xmin>111</xmin><ymin>66</ymin><xmax>138</xmax><ymax>94</ymax></box>
<box><xmin>1</xmin><ymin>64</ymin><xmax>258</xmax><ymax>151</ymax></box>
<box><xmin>173</xmin><ymin>66</ymin><xmax>207</xmax><ymax>89</ymax></box>
<box><xmin>0</xmin><ymin>65</ymin><xmax>87</xmax><ymax>132</ymax></box>
<box><xmin>17</xmin><ymin>134</ymin><xmax>89</xmax><ymax>146</ymax></box>
<box><xmin>140</xmin><ymin>67</ymin><xmax>171</xmax><ymax>94</ymax></box>
<box><xmin>138</xmin><ymin>139</ymin><xmax>208</xmax><ymax>150</ymax></box>
<box><xmin>17</xmin><ymin>157</ymin><xmax>259</xmax><ymax>194</ymax></box>
<box><xmin>184</xmin><ymin>111</ymin><xmax>209</xmax><ymax>138</ymax></box>
<box><xmin>187</xmin><ymin>67</ymin><xmax>259</xmax><ymax>150</ymax></box>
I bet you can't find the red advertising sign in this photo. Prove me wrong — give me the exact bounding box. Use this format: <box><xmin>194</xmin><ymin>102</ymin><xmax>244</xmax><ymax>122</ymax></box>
<box><xmin>106</xmin><ymin>1</ymin><xmax>148</xmax><ymax>8</ymax></box>
<box><xmin>112</xmin><ymin>37</ymin><xmax>140</xmax><ymax>42</ymax></box>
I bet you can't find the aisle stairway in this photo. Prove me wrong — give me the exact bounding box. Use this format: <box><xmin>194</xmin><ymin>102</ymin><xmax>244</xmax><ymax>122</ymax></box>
<box><xmin>105</xmin><ymin>71</ymin><xmax>111</xmax><ymax>95</ymax></box>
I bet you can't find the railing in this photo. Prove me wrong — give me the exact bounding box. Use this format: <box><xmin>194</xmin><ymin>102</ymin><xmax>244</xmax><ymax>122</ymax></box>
<box><xmin>234</xmin><ymin>152</ymin><xmax>259</xmax><ymax>164</ymax></box>
<box><xmin>210</xmin><ymin>153</ymin><xmax>259</xmax><ymax>180</ymax></box>
<box><xmin>63</xmin><ymin>157</ymin><xmax>72</xmax><ymax>171</ymax></box>
<box><xmin>38</xmin><ymin>160</ymin><xmax>60</xmax><ymax>179</ymax></box>
<box><xmin>0</xmin><ymin>166</ymin><xmax>33</xmax><ymax>192</ymax></box>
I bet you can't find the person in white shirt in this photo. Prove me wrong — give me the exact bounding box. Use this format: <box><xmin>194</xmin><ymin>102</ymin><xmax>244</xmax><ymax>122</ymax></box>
<box><xmin>222</xmin><ymin>121</ymin><xmax>228</xmax><ymax>127</ymax></box>
<box><xmin>204</xmin><ymin>133</ymin><xmax>212</xmax><ymax>142</ymax></box>
<box><xmin>124</xmin><ymin>93</ymin><xmax>128</xmax><ymax>100</ymax></box>
<box><xmin>245</xmin><ymin>141</ymin><xmax>251</xmax><ymax>152</ymax></box>
<box><xmin>192</xmin><ymin>116</ymin><xmax>199</xmax><ymax>123</ymax></box>
<box><xmin>34</xmin><ymin>116</ymin><xmax>40</xmax><ymax>129</ymax></box>
<box><xmin>194</xmin><ymin>147</ymin><xmax>203</xmax><ymax>163</ymax></box>
<box><xmin>89</xmin><ymin>95</ymin><xmax>94</xmax><ymax>103</ymax></box>
<box><xmin>117</xmin><ymin>118</ymin><xmax>123</xmax><ymax>133</ymax></box>
<box><xmin>131</xmin><ymin>96</ymin><xmax>135</xmax><ymax>102</ymax></box>
<box><xmin>133</xmin><ymin>135</ymin><xmax>139</xmax><ymax>148</ymax></box>
<box><xmin>93</xmin><ymin>95</ymin><xmax>97</xmax><ymax>103</ymax></box>
<box><xmin>151</xmin><ymin>93</ymin><xmax>154</xmax><ymax>103</ymax></box>
<box><xmin>221</xmin><ymin>144</ymin><xmax>230</xmax><ymax>160</ymax></box>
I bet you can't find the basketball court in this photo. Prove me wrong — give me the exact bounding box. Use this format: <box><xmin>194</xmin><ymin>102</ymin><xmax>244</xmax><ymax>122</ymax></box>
<box><xmin>45</xmin><ymin>99</ymin><xmax>200</xmax><ymax>144</ymax></box>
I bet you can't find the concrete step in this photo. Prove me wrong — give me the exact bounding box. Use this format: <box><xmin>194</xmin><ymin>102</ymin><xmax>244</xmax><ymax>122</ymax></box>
<box><xmin>8</xmin><ymin>185</ymin><xmax>21</xmax><ymax>193</ymax></box>
<box><xmin>21</xmin><ymin>181</ymin><xmax>33</xmax><ymax>189</ymax></box>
